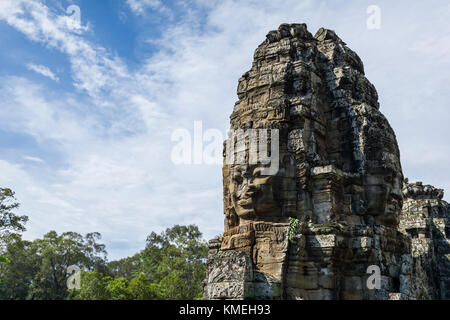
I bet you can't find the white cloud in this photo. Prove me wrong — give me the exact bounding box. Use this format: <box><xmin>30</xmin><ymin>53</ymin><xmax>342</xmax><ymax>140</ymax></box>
<box><xmin>0</xmin><ymin>76</ymin><xmax>95</xmax><ymax>143</ymax></box>
<box><xmin>127</xmin><ymin>0</ymin><xmax>160</xmax><ymax>13</ymax></box>
<box><xmin>23</xmin><ymin>156</ymin><xmax>45</xmax><ymax>163</ymax></box>
<box><xmin>26</xmin><ymin>63</ymin><xmax>59</xmax><ymax>81</ymax></box>
<box><xmin>0</xmin><ymin>0</ymin><xmax>129</xmax><ymax>101</ymax></box>
<box><xmin>126</xmin><ymin>0</ymin><xmax>171</xmax><ymax>17</ymax></box>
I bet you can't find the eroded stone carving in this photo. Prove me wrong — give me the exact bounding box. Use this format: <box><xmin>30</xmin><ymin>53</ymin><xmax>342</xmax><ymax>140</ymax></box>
<box><xmin>204</xmin><ymin>23</ymin><xmax>447</xmax><ymax>300</ymax></box>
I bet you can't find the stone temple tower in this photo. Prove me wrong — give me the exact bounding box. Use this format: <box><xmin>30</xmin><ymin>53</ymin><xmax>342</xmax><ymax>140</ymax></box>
<box><xmin>203</xmin><ymin>23</ymin><xmax>414</xmax><ymax>300</ymax></box>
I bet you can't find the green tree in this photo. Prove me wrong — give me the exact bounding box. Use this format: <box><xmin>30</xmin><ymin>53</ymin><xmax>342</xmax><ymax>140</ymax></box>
<box><xmin>0</xmin><ymin>188</ymin><xmax>28</xmax><ymax>236</ymax></box>
<box><xmin>0</xmin><ymin>234</ymin><xmax>39</xmax><ymax>299</ymax></box>
<box><xmin>128</xmin><ymin>274</ymin><xmax>164</xmax><ymax>300</ymax></box>
<box><xmin>27</xmin><ymin>231</ymin><xmax>107</xmax><ymax>300</ymax></box>
<box><xmin>68</xmin><ymin>272</ymin><xmax>164</xmax><ymax>300</ymax></box>
<box><xmin>66</xmin><ymin>270</ymin><xmax>110</xmax><ymax>300</ymax></box>
<box><xmin>140</xmin><ymin>224</ymin><xmax>208</xmax><ymax>299</ymax></box>
<box><xmin>107</xmin><ymin>253</ymin><xmax>142</xmax><ymax>280</ymax></box>
<box><xmin>102</xmin><ymin>224</ymin><xmax>207</xmax><ymax>300</ymax></box>
<box><xmin>106</xmin><ymin>277</ymin><xmax>131</xmax><ymax>300</ymax></box>
<box><xmin>0</xmin><ymin>187</ymin><xmax>28</xmax><ymax>286</ymax></box>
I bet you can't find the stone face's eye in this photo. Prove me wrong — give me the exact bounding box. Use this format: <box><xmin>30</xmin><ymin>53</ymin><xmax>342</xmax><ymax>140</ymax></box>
<box><xmin>384</xmin><ymin>176</ymin><xmax>392</xmax><ymax>183</ymax></box>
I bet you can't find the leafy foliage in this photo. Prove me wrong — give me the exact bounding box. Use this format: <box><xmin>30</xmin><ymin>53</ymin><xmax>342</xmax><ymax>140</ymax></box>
<box><xmin>0</xmin><ymin>188</ymin><xmax>28</xmax><ymax>235</ymax></box>
<box><xmin>0</xmin><ymin>187</ymin><xmax>29</xmax><ymax>286</ymax></box>
<box><xmin>141</xmin><ymin>225</ymin><xmax>208</xmax><ymax>299</ymax></box>
<box><xmin>0</xmin><ymin>231</ymin><xmax>107</xmax><ymax>300</ymax></box>
<box><xmin>28</xmin><ymin>231</ymin><xmax>107</xmax><ymax>300</ymax></box>
<box><xmin>70</xmin><ymin>225</ymin><xmax>208</xmax><ymax>300</ymax></box>
<box><xmin>0</xmin><ymin>234</ymin><xmax>39</xmax><ymax>299</ymax></box>
<box><xmin>66</xmin><ymin>270</ymin><xmax>110</xmax><ymax>300</ymax></box>
<box><xmin>68</xmin><ymin>271</ymin><xmax>165</xmax><ymax>300</ymax></box>
<box><xmin>289</xmin><ymin>217</ymin><xmax>300</xmax><ymax>244</ymax></box>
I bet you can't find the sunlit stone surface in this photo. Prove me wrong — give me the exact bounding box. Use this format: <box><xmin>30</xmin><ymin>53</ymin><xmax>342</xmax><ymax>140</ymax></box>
<box><xmin>203</xmin><ymin>24</ymin><xmax>449</xmax><ymax>300</ymax></box>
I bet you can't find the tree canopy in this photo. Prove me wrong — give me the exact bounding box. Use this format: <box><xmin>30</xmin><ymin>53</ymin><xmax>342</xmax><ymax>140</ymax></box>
<box><xmin>0</xmin><ymin>186</ymin><xmax>208</xmax><ymax>300</ymax></box>
<box><xmin>69</xmin><ymin>225</ymin><xmax>208</xmax><ymax>300</ymax></box>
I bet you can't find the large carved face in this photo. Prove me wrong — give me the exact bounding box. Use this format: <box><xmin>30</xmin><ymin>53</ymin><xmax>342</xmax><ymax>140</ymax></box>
<box><xmin>362</xmin><ymin>121</ymin><xmax>403</xmax><ymax>226</ymax></box>
<box><xmin>227</xmin><ymin>165</ymin><xmax>281</xmax><ymax>220</ymax></box>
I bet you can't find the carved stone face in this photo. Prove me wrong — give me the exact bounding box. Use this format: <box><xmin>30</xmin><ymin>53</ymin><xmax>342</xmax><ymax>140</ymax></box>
<box><xmin>365</xmin><ymin>168</ymin><xmax>403</xmax><ymax>225</ymax></box>
<box><xmin>228</xmin><ymin>165</ymin><xmax>281</xmax><ymax>220</ymax></box>
<box><xmin>361</xmin><ymin>113</ymin><xmax>403</xmax><ymax>226</ymax></box>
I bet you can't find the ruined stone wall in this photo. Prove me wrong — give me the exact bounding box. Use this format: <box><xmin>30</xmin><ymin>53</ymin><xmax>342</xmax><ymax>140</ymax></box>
<box><xmin>399</xmin><ymin>181</ymin><xmax>450</xmax><ymax>299</ymax></box>
<box><xmin>203</xmin><ymin>23</ymin><xmax>448</xmax><ymax>300</ymax></box>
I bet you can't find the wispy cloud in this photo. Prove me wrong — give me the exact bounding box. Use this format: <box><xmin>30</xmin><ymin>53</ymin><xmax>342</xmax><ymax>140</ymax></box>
<box><xmin>126</xmin><ymin>0</ymin><xmax>171</xmax><ymax>17</ymax></box>
<box><xmin>23</xmin><ymin>156</ymin><xmax>45</xmax><ymax>163</ymax></box>
<box><xmin>26</xmin><ymin>63</ymin><xmax>59</xmax><ymax>82</ymax></box>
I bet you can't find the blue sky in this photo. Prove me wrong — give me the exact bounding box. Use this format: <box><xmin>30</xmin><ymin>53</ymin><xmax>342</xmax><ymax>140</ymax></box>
<box><xmin>0</xmin><ymin>0</ymin><xmax>449</xmax><ymax>260</ymax></box>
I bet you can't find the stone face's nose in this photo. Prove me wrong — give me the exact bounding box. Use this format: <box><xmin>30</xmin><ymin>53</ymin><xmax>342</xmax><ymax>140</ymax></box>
<box><xmin>390</xmin><ymin>184</ymin><xmax>403</xmax><ymax>201</ymax></box>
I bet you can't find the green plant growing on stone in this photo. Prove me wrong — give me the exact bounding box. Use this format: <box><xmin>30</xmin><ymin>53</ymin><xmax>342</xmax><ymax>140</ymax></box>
<box><xmin>289</xmin><ymin>217</ymin><xmax>300</xmax><ymax>244</ymax></box>
<box><xmin>0</xmin><ymin>256</ymin><xmax>10</xmax><ymax>264</ymax></box>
